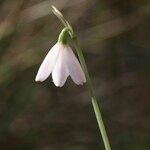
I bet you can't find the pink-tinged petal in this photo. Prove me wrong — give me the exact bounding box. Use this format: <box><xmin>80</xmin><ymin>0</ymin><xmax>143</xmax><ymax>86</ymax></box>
<box><xmin>52</xmin><ymin>46</ymin><xmax>69</xmax><ymax>87</ymax></box>
<box><xmin>65</xmin><ymin>45</ymin><xmax>86</xmax><ymax>85</ymax></box>
<box><xmin>35</xmin><ymin>43</ymin><xmax>62</xmax><ymax>82</ymax></box>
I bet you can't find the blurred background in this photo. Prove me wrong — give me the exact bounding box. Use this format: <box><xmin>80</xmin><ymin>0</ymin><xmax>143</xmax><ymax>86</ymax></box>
<box><xmin>0</xmin><ymin>0</ymin><xmax>150</xmax><ymax>149</ymax></box>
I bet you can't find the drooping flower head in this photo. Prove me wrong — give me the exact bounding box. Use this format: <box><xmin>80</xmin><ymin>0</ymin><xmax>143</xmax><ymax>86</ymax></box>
<box><xmin>35</xmin><ymin>28</ymin><xmax>86</xmax><ymax>87</ymax></box>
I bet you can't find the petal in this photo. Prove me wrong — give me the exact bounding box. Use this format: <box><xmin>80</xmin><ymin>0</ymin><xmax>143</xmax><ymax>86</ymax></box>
<box><xmin>52</xmin><ymin>46</ymin><xmax>69</xmax><ymax>87</ymax></box>
<box><xmin>65</xmin><ymin>45</ymin><xmax>86</xmax><ymax>85</ymax></box>
<box><xmin>35</xmin><ymin>43</ymin><xmax>62</xmax><ymax>82</ymax></box>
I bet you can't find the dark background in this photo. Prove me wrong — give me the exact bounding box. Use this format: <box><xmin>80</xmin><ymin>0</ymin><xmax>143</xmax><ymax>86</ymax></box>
<box><xmin>0</xmin><ymin>0</ymin><xmax>150</xmax><ymax>149</ymax></box>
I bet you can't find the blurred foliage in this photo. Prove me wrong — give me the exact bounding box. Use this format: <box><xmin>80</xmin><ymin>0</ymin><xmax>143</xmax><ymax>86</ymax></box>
<box><xmin>0</xmin><ymin>0</ymin><xmax>150</xmax><ymax>149</ymax></box>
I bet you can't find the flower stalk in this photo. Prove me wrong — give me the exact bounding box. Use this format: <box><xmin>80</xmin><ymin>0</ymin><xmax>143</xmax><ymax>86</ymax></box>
<box><xmin>73</xmin><ymin>35</ymin><xmax>112</xmax><ymax>150</ymax></box>
<box><xmin>51</xmin><ymin>6</ymin><xmax>112</xmax><ymax>150</ymax></box>
<box><xmin>58</xmin><ymin>27</ymin><xmax>69</xmax><ymax>44</ymax></box>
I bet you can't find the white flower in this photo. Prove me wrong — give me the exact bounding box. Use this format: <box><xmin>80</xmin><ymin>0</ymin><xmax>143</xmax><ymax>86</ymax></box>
<box><xmin>35</xmin><ymin>42</ymin><xmax>86</xmax><ymax>87</ymax></box>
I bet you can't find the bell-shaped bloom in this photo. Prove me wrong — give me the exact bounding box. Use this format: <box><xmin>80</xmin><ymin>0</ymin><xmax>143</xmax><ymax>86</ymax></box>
<box><xmin>35</xmin><ymin>43</ymin><xmax>86</xmax><ymax>87</ymax></box>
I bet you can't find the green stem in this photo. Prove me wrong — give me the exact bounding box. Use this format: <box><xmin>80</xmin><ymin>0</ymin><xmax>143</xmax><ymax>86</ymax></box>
<box><xmin>72</xmin><ymin>36</ymin><xmax>111</xmax><ymax>150</ymax></box>
<box><xmin>51</xmin><ymin>6</ymin><xmax>112</xmax><ymax>150</ymax></box>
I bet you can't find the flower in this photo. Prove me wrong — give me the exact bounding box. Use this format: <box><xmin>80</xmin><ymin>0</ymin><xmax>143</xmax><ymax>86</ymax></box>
<box><xmin>35</xmin><ymin>42</ymin><xmax>86</xmax><ymax>87</ymax></box>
